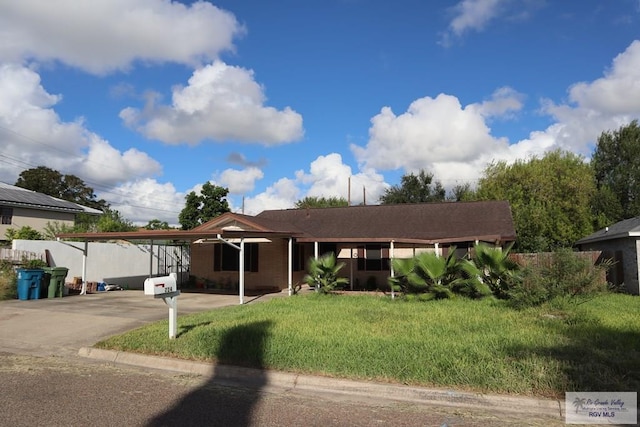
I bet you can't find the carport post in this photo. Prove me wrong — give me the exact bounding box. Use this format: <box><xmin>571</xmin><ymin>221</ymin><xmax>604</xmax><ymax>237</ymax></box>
<box><xmin>288</xmin><ymin>238</ymin><xmax>293</xmax><ymax>296</ymax></box>
<box><xmin>81</xmin><ymin>240</ymin><xmax>88</xmax><ymax>295</ymax></box>
<box><xmin>239</xmin><ymin>238</ymin><xmax>245</xmax><ymax>305</ymax></box>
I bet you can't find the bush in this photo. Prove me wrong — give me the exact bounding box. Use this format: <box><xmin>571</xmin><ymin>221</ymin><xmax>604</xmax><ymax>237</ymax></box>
<box><xmin>0</xmin><ymin>261</ymin><xmax>17</xmax><ymax>300</ymax></box>
<box><xmin>303</xmin><ymin>252</ymin><xmax>349</xmax><ymax>294</ymax></box>
<box><xmin>389</xmin><ymin>249</ymin><xmax>490</xmax><ymax>300</ymax></box>
<box><xmin>508</xmin><ymin>248</ymin><xmax>611</xmax><ymax>308</ymax></box>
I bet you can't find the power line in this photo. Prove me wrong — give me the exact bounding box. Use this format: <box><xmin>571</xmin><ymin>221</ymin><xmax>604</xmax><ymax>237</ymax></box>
<box><xmin>0</xmin><ymin>125</ymin><xmax>185</xmax><ymax>213</ymax></box>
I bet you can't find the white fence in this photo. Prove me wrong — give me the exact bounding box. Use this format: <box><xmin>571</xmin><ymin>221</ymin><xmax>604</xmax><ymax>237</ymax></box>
<box><xmin>12</xmin><ymin>240</ymin><xmax>189</xmax><ymax>289</ymax></box>
<box><xmin>0</xmin><ymin>248</ymin><xmax>45</xmax><ymax>264</ymax></box>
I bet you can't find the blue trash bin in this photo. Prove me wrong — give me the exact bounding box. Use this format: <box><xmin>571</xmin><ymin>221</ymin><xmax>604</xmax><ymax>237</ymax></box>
<box><xmin>16</xmin><ymin>269</ymin><xmax>45</xmax><ymax>301</ymax></box>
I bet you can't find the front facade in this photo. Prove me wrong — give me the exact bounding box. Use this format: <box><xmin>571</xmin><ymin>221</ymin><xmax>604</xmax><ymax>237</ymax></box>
<box><xmin>189</xmin><ymin>201</ymin><xmax>517</xmax><ymax>292</ymax></box>
<box><xmin>0</xmin><ymin>182</ymin><xmax>102</xmax><ymax>240</ymax></box>
<box><xmin>576</xmin><ymin>217</ymin><xmax>640</xmax><ymax>295</ymax></box>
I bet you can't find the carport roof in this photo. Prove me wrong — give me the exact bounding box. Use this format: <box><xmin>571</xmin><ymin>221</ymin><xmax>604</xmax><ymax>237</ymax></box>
<box><xmin>55</xmin><ymin>228</ymin><xmax>301</xmax><ymax>243</ymax></box>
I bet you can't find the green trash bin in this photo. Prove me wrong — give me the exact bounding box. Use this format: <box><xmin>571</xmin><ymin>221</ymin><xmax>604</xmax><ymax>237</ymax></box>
<box><xmin>42</xmin><ymin>267</ymin><xmax>69</xmax><ymax>298</ymax></box>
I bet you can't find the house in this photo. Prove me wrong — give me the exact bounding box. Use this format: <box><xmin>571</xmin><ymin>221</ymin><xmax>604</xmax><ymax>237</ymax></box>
<box><xmin>188</xmin><ymin>200</ymin><xmax>517</xmax><ymax>292</ymax></box>
<box><xmin>576</xmin><ymin>217</ymin><xmax>640</xmax><ymax>295</ymax></box>
<box><xmin>0</xmin><ymin>182</ymin><xmax>102</xmax><ymax>241</ymax></box>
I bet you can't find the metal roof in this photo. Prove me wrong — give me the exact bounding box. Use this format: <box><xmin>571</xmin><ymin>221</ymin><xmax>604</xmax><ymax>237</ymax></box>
<box><xmin>0</xmin><ymin>182</ymin><xmax>102</xmax><ymax>215</ymax></box>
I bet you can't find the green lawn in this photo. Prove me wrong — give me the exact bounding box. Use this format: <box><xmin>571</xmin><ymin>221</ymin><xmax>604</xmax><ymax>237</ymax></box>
<box><xmin>95</xmin><ymin>292</ymin><xmax>640</xmax><ymax>398</ymax></box>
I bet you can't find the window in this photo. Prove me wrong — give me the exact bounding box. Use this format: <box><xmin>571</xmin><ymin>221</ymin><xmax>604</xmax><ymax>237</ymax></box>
<box><xmin>214</xmin><ymin>243</ymin><xmax>259</xmax><ymax>272</ymax></box>
<box><xmin>318</xmin><ymin>242</ymin><xmax>337</xmax><ymax>257</ymax></box>
<box><xmin>0</xmin><ymin>207</ymin><xmax>12</xmax><ymax>225</ymax></box>
<box><xmin>357</xmin><ymin>244</ymin><xmax>390</xmax><ymax>271</ymax></box>
<box><xmin>293</xmin><ymin>243</ymin><xmax>306</xmax><ymax>271</ymax></box>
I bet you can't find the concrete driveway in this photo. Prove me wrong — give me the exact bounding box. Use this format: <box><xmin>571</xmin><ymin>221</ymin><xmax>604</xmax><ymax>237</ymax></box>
<box><xmin>0</xmin><ymin>290</ymin><xmax>285</xmax><ymax>357</ymax></box>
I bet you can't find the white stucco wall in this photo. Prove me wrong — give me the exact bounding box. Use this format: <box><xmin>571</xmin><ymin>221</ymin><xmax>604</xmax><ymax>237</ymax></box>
<box><xmin>12</xmin><ymin>240</ymin><xmax>187</xmax><ymax>289</ymax></box>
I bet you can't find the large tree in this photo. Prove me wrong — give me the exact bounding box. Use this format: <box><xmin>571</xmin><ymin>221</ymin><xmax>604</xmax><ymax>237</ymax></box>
<box><xmin>591</xmin><ymin>120</ymin><xmax>640</xmax><ymax>222</ymax></box>
<box><xmin>295</xmin><ymin>196</ymin><xmax>348</xmax><ymax>209</ymax></box>
<box><xmin>178</xmin><ymin>182</ymin><xmax>230</xmax><ymax>230</ymax></box>
<box><xmin>379</xmin><ymin>170</ymin><xmax>446</xmax><ymax>204</ymax></box>
<box><xmin>476</xmin><ymin>150</ymin><xmax>597</xmax><ymax>252</ymax></box>
<box><xmin>15</xmin><ymin>166</ymin><xmax>108</xmax><ymax>211</ymax></box>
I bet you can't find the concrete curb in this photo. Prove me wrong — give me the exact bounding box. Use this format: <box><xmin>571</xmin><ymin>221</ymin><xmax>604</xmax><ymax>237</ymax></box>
<box><xmin>79</xmin><ymin>347</ymin><xmax>565</xmax><ymax>420</ymax></box>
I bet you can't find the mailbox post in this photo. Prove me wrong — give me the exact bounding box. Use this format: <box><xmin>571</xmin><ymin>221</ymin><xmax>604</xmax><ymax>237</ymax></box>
<box><xmin>144</xmin><ymin>273</ymin><xmax>180</xmax><ymax>339</ymax></box>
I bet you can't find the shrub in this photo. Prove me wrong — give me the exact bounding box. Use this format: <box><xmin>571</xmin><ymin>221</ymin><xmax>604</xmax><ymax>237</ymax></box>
<box><xmin>303</xmin><ymin>252</ymin><xmax>349</xmax><ymax>293</ymax></box>
<box><xmin>508</xmin><ymin>248</ymin><xmax>611</xmax><ymax>308</ymax></box>
<box><xmin>0</xmin><ymin>261</ymin><xmax>17</xmax><ymax>300</ymax></box>
<box><xmin>471</xmin><ymin>242</ymin><xmax>521</xmax><ymax>299</ymax></box>
<box><xmin>389</xmin><ymin>249</ymin><xmax>491</xmax><ymax>300</ymax></box>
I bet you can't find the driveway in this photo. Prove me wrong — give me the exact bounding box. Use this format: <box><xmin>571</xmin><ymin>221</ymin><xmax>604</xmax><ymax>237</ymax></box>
<box><xmin>0</xmin><ymin>289</ymin><xmax>284</xmax><ymax>357</ymax></box>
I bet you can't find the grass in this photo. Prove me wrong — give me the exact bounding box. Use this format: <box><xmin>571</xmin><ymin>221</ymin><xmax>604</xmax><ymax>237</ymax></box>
<box><xmin>0</xmin><ymin>266</ymin><xmax>17</xmax><ymax>300</ymax></box>
<box><xmin>95</xmin><ymin>292</ymin><xmax>640</xmax><ymax>399</ymax></box>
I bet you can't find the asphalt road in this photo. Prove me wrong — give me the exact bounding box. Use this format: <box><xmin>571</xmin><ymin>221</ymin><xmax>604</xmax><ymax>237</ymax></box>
<box><xmin>0</xmin><ymin>353</ymin><xmax>566</xmax><ymax>427</ymax></box>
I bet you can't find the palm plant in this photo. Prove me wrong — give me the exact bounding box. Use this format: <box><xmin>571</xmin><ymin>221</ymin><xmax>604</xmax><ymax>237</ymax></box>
<box><xmin>303</xmin><ymin>252</ymin><xmax>349</xmax><ymax>294</ymax></box>
<box><xmin>472</xmin><ymin>242</ymin><xmax>521</xmax><ymax>299</ymax></box>
<box><xmin>389</xmin><ymin>248</ymin><xmax>490</xmax><ymax>300</ymax></box>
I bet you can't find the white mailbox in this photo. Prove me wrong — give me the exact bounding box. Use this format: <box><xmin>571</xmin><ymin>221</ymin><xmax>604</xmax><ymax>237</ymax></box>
<box><xmin>144</xmin><ymin>273</ymin><xmax>177</xmax><ymax>296</ymax></box>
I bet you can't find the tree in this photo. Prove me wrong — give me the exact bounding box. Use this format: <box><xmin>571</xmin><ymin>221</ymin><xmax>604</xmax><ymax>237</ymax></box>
<box><xmin>15</xmin><ymin>166</ymin><xmax>108</xmax><ymax>210</ymax></box>
<box><xmin>95</xmin><ymin>208</ymin><xmax>137</xmax><ymax>232</ymax></box>
<box><xmin>448</xmin><ymin>183</ymin><xmax>476</xmax><ymax>202</ymax></box>
<box><xmin>591</xmin><ymin>120</ymin><xmax>640</xmax><ymax>222</ymax></box>
<box><xmin>295</xmin><ymin>196</ymin><xmax>348</xmax><ymax>209</ymax></box>
<box><xmin>5</xmin><ymin>226</ymin><xmax>43</xmax><ymax>242</ymax></box>
<box><xmin>178</xmin><ymin>182</ymin><xmax>230</xmax><ymax>230</ymax></box>
<box><xmin>379</xmin><ymin>170</ymin><xmax>445</xmax><ymax>204</ymax></box>
<box><xmin>144</xmin><ymin>219</ymin><xmax>171</xmax><ymax>230</ymax></box>
<box><xmin>476</xmin><ymin>150</ymin><xmax>597</xmax><ymax>252</ymax></box>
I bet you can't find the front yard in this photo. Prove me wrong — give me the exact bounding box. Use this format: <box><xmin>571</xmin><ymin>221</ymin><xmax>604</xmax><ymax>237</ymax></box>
<box><xmin>95</xmin><ymin>292</ymin><xmax>639</xmax><ymax>399</ymax></box>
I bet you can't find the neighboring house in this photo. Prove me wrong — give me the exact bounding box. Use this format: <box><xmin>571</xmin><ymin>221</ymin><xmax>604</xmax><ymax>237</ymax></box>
<box><xmin>576</xmin><ymin>217</ymin><xmax>640</xmax><ymax>295</ymax></box>
<box><xmin>0</xmin><ymin>182</ymin><xmax>102</xmax><ymax>241</ymax></box>
<box><xmin>189</xmin><ymin>200</ymin><xmax>517</xmax><ymax>292</ymax></box>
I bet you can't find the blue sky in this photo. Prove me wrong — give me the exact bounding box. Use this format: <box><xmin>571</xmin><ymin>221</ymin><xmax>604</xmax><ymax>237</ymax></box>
<box><xmin>1</xmin><ymin>0</ymin><xmax>639</xmax><ymax>225</ymax></box>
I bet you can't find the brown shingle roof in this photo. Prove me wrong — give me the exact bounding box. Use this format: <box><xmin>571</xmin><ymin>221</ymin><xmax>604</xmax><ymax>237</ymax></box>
<box><xmin>255</xmin><ymin>200</ymin><xmax>516</xmax><ymax>244</ymax></box>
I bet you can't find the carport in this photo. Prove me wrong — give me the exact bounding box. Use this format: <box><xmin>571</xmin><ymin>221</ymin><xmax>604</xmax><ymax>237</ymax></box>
<box><xmin>56</xmin><ymin>228</ymin><xmax>300</xmax><ymax>304</ymax></box>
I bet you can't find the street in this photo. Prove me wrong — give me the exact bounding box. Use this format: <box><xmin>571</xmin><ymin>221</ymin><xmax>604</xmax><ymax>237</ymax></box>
<box><xmin>0</xmin><ymin>353</ymin><xmax>564</xmax><ymax>427</ymax></box>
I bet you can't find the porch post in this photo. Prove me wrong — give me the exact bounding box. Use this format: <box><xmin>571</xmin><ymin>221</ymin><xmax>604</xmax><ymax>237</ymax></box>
<box><xmin>287</xmin><ymin>238</ymin><xmax>293</xmax><ymax>296</ymax></box>
<box><xmin>239</xmin><ymin>237</ymin><xmax>245</xmax><ymax>305</ymax></box>
<box><xmin>390</xmin><ymin>240</ymin><xmax>395</xmax><ymax>299</ymax></box>
<box><xmin>314</xmin><ymin>241</ymin><xmax>319</xmax><ymax>259</ymax></box>
<box><xmin>434</xmin><ymin>242</ymin><xmax>440</xmax><ymax>257</ymax></box>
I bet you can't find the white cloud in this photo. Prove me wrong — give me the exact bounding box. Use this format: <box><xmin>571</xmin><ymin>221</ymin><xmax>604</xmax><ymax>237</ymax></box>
<box><xmin>120</xmin><ymin>61</ymin><xmax>304</xmax><ymax>145</ymax></box>
<box><xmin>440</xmin><ymin>0</ymin><xmax>506</xmax><ymax>45</ymax></box>
<box><xmin>0</xmin><ymin>63</ymin><xmax>162</xmax><ymax>193</ymax></box>
<box><xmin>241</xmin><ymin>178</ymin><xmax>300</xmax><ymax>215</ymax></box>
<box><xmin>449</xmin><ymin>0</ymin><xmax>505</xmax><ymax>36</ymax></box>
<box><xmin>470</xmin><ymin>86</ymin><xmax>525</xmax><ymax>118</ymax></box>
<box><xmin>297</xmin><ymin>153</ymin><xmax>387</xmax><ymax>204</ymax></box>
<box><xmin>352</xmin><ymin>40</ymin><xmax>640</xmax><ymax>190</ymax></box>
<box><xmin>351</xmin><ymin>93</ymin><xmax>510</xmax><ymax>175</ymax></box>
<box><xmin>567</xmin><ymin>40</ymin><xmax>640</xmax><ymax>115</ymax></box>
<box><xmin>526</xmin><ymin>40</ymin><xmax>640</xmax><ymax>155</ymax></box>
<box><xmin>217</xmin><ymin>167</ymin><xmax>264</xmax><ymax>195</ymax></box>
<box><xmin>0</xmin><ymin>0</ymin><xmax>243</xmax><ymax>74</ymax></box>
<box><xmin>103</xmin><ymin>178</ymin><xmax>185</xmax><ymax>226</ymax></box>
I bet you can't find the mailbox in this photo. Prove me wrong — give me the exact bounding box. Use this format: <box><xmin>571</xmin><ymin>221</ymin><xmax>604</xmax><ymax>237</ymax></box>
<box><xmin>144</xmin><ymin>273</ymin><xmax>177</xmax><ymax>296</ymax></box>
